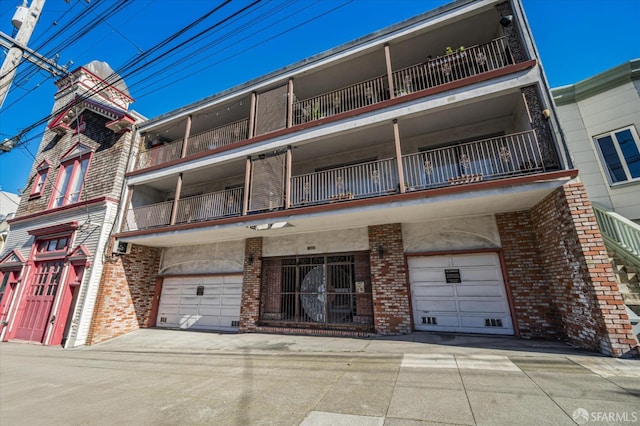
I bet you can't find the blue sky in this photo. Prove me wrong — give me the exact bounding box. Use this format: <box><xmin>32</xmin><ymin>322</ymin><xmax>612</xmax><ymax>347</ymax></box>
<box><xmin>1</xmin><ymin>0</ymin><xmax>639</xmax><ymax>197</ymax></box>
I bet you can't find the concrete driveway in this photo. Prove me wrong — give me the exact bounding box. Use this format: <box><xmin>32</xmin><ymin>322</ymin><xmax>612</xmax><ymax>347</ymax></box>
<box><xmin>1</xmin><ymin>330</ymin><xmax>639</xmax><ymax>425</ymax></box>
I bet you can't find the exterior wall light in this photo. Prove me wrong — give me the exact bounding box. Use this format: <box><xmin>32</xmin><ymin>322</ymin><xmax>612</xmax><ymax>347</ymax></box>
<box><xmin>377</xmin><ymin>245</ymin><xmax>385</xmax><ymax>259</ymax></box>
<box><xmin>500</xmin><ymin>15</ymin><xmax>513</xmax><ymax>27</ymax></box>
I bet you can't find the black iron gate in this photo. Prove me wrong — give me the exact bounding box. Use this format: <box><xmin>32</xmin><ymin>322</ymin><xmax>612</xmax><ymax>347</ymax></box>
<box><xmin>260</xmin><ymin>253</ymin><xmax>373</xmax><ymax>329</ymax></box>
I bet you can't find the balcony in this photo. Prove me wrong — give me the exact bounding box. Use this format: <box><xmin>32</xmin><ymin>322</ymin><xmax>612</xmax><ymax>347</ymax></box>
<box><xmin>133</xmin><ymin>34</ymin><xmax>522</xmax><ymax>173</ymax></box>
<box><xmin>136</xmin><ymin>119</ymin><xmax>250</xmax><ymax>170</ymax></box>
<box><xmin>123</xmin><ymin>130</ymin><xmax>547</xmax><ymax>232</ymax></box>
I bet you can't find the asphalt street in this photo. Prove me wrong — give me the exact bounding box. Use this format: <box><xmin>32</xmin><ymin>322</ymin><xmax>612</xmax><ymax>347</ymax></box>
<box><xmin>1</xmin><ymin>330</ymin><xmax>639</xmax><ymax>425</ymax></box>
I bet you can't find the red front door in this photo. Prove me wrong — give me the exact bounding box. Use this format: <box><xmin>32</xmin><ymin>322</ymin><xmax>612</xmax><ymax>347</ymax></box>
<box><xmin>14</xmin><ymin>261</ymin><xmax>64</xmax><ymax>343</ymax></box>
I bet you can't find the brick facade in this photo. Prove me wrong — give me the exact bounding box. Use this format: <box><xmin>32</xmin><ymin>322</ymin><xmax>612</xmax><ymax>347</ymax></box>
<box><xmin>496</xmin><ymin>211</ymin><xmax>561</xmax><ymax>338</ymax></box>
<box><xmin>87</xmin><ymin>240</ymin><xmax>161</xmax><ymax>345</ymax></box>
<box><xmin>239</xmin><ymin>237</ymin><xmax>262</xmax><ymax>332</ymax></box>
<box><xmin>368</xmin><ymin>223</ymin><xmax>412</xmax><ymax>335</ymax></box>
<box><xmin>498</xmin><ymin>183</ymin><xmax>638</xmax><ymax>357</ymax></box>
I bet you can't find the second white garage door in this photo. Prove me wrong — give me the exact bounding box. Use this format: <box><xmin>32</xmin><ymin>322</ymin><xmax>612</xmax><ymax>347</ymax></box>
<box><xmin>408</xmin><ymin>253</ymin><xmax>514</xmax><ymax>335</ymax></box>
<box><xmin>157</xmin><ymin>275</ymin><xmax>242</xmax><ymax>331</ymax></box>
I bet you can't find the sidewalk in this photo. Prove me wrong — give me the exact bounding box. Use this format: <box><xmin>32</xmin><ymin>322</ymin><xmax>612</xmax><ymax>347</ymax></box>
<box><xmin>1</xmin><ymin>329</ymin><xmax>638</xmax><ymax>425</ymax></box>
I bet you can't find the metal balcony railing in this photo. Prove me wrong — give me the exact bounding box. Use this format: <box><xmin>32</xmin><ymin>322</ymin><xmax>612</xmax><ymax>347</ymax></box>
<box><xmin>292</xmin><ymin>75</ymin><xmax>389</xmax><ymax>126</ymax></box>
<box><xmin>175</xmin><ymin>187</ymin><xmax>244</xmax><ymax>224</ymax></box>
<box><xmin>392</xmin><ymin>37</ymin><xmax>512</xmax><ymax>96</ymax></box>
<box><xmin>124</xmin><ymin>131</ymin><xmax>551</xmax><ymax>232</ymax></box>
<box><xmin>185</xmin><ymin>119</ymin><xmax>249</xmax><ymax>157</ymax></box>
<box><xmin>123</xmin><ymin>200</ymin><xmax>173</xmax><ymax>231</ymax></box>
<box><xmin>592</xmin><ymin>204</ymin><xmax>640</xmax><ymax>268</ymax></box>
<box><xmin>290</xmin><ymin>158</ymin><xmax>398</xmax><ymax>206</ymax></box>
<box><xmin>403</xmin><ymin>130</ymin><xmax>543</xmax><ymax>190</ymax></box>
<box><xmin>136</xmin><ymin>140</ymin><xmax>183</xmax><ymax>169</ymax></box>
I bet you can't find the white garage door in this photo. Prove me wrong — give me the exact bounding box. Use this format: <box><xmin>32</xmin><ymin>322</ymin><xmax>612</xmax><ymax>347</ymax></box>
<box><xmin>157</xmin><ymin>275</ymin><xmax>242</xmax><ymax>331</ymax></box>
<box><xmin>408</xmin><ymin>253</ymin><xmax>514</xmax><ymax>335</ymax></box>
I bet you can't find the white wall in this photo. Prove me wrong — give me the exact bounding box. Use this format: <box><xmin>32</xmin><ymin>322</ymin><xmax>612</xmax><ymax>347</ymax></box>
<box><xmin>161</xmin><ymin>240</ymin><xmax>245</xmax><ymax>275</ymax></box>
<box><xmin>263</xmin><ymin>228</ymin><xmax>369</xmax><ymax>257</ymax></box>
<box><xmin>402</xmin><ymin>214</ymin><xmax>501</xmax><ymax>252</ymax></box>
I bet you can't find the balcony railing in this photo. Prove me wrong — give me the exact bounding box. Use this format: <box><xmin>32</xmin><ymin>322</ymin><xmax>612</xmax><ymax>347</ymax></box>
<box><xmin>135</xmin><ymin>120</ymin><xmax>250</xmax><ymax>171</ymax></box>
<box><xmin>290</xmin><ymin>158</ymin><xmax>398</xmax><ymax>206</ymax></box>
<box><xmin>185</xmin><ymin>119</ymin><xmax>249</xmax><ymax>157</ymax></box>
<box><xmin>175</xmin><ymin>187</ymin><xmax>244</xmax><ymax>224</ymax></box>
<box><xmin>123</xmin><ymin>200</ymin><xmax>173</xmax><ymax>231</ymax></box>
<box><xmin>124</xmin><ymin>131</ymin><xmax>550</xmax><ymax>232</ymax></box>
<box><xmin>136</xmin><ymin>140</ymin><xmax>183</xmax><ymax>169</ymax></box>
<box><xmin>392</xmin><ymin>37</ymin><xmax>512</xmax><ymax>96</ymax></box>
<box><xmin>292</xmin><ymin>75</ymin><xmax>389</xmax><ymax>126</ymax></box>
<box><xmin>403</xmin><ymin>131</ymin><xmax>543</xmax><ymax>190</ymax></box>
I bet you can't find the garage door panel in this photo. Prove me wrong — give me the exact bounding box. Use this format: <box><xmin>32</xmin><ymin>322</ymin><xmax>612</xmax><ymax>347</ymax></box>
<box><xmin>199</xmin><ymin>296</ymin><xmax>222</xmax><ymax>305</ymax></box>
<box><xmin>409</xmin><ymin>257</ymin><xmax>451</xmax><ymax>268</ymax></box>
<box><xmin>157</xmin><ymin>275</ymin><xmax>242</xmax><ymax>331</ymax></box>
<box><xmin>460</xmin><ymin>315</ymin><xmax>511</xmax><ymax>328</ymax></box>
<box><xmin>419</xmin><ymin>315</ymin><xmax>460</xmax><ymax>327</ymax></box>
<box><xmin>201</xmin><ymin>276</ymin><xmax>225</xmax><ymax>285</ymax></box>
<box><xmin>407</xmin><ymin>269</ymin><xmax>446</xmax><ymax>282</ymax></box>
<box><xmin>222</xmin><ymin>286</ymin><xmax>242</xmax><ymax>296</ymax></box>
<box><xmin>413</xmin><ymin>285</ymin><xmax>454</xmax><ymax>297</ymax></box>
<box><xmin>456</xmin><ymin>285</ymin><xmax>503</xmax><ymax>297</ymax></box>
<box><xmin>409</xmin><ymin>254</ymin><xmax>513</xmax><ymax>335</ymax></box>
<box><xmin>459</xmin><ymin>268</ymin><xmax>501</xmax><ymax>281</ymax></box>
<box><xmin>452</xmin><ymin>253</ymin><xmax>498</xmax><ymax>267</ymax></box>
<box><xmin>414</xmin><ymin>299</ymin><xmax>457</xmax><ymax>312</ymax></box>
<box><xmin>458</xmin><ymin>299</ymin><xmax>508</xmax><ymax>313</ymax></box>
<box><xmin>178</xmin><ymin>315</ymin><xmax>201</xmax><ymax>328</ymax></box>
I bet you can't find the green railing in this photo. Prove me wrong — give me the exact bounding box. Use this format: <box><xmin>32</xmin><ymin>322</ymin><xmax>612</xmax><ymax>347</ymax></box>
<box><xmin>592</xmin><ymin>203</ymin><xmax>640</xmax><ymax>268</ymax></box>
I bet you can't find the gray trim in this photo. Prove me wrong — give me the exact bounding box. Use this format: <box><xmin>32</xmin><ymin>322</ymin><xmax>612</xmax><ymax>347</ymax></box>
<box><xmin>552</xmin><ymin>58</ymin><xmax>640</xmax><ymax>106</ymax></box>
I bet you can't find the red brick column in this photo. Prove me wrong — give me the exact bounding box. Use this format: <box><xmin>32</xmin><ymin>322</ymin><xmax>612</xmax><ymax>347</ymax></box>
<box><xmin>88</xmin><ymin>240</ymin><xmax>161</xmax><ymax>345</ymax></box>
<box><xmin>531</xmin><ymin>183</ymin><xmax>638</xmax><ymax>357</ymax></box>
<box><xmin>496</xmin><ymin>211</ymin><xmax>561</xmax><ymax>338</ymax></box>
<box><xmin>368</xmin><ymin>223</ymin><xmax>411</xmax><ymax>335</ymax></box>
<box><xmin>239</xmin><ymin>237</ymin><xmax>262</xmax><ymax>332</ymax></box>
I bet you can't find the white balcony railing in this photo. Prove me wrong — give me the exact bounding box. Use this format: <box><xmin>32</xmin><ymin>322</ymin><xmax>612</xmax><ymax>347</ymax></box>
<box><xmin>392</xmin><ymin>37</ymin><xmax>512</xmax><ymax>96</ymax></box>
<box><xmin>593</xmin><ymin>204</ymin><xmax>640</xmax><ymax>267</ymax></box>
<box><xmin>403</xmin><ymin>131</ymin><xmax>543</xmax><ymax>190</ymax></box>
<box><xmin>123</xmin><ymin>200</ymin><xmax>173</xmax><ymax>231</ymax></box>
<box><xmin>175</xmin><ymin>187</ymin><xmax>244</xmax><ymax>224</ymax></box>
<box><xmin>290</xmin><ymin>158</ymin><xmax>398</xmax><ymax>206</ymax></box>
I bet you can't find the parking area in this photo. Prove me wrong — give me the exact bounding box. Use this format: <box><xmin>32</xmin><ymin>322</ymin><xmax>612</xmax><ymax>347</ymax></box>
<box><xmin>1</xmin><ymin>330</ymin><xmax>639</xmax><ymax>425</ymax></box>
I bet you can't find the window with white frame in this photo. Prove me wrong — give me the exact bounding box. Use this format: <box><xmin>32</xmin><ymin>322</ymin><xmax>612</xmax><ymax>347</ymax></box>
<box><xmin>51</xmin><ymin>144</ymin><xmax>92</xmax><ymax>208</ymax></box>
<box><xmin>29</xmin><ymin>160</ymin><xmax>50</xmax><ymax>198</ymax></box>
<box><xmin>594</xmin><ymin>126</ymin><xmax>640</xmax><ymax>184</ymax></box>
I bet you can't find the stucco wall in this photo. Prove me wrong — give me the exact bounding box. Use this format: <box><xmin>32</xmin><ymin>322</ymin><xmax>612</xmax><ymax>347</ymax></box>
<box><xmin>262</xmin><ymin>228</ymin><xmax>369</xmax><ymax>257</ymax></box>
<box><xmin>402</xmin><ymin>215</ymin><xmax>501</xmax><ymax>252</ymax></box>
<box><xmin>160</xmin><ymin>240</ymin><xmax>245</xmax><ymax>275</ymax></box>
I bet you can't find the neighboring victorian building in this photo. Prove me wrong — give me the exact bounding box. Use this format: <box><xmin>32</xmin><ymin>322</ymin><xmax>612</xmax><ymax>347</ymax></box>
<box><xmin>0</xmin><ymin>61</ymin><xmax>141</xmax><ymax>347</ymax></box>
<box><xmin>0</xmin><ymin>191</ymin><xmax>20</xmax><ymax>254</ymax></box>
<box><xmin>552</xmin><ymin>58</ymin><xmax>640</xmax><ymax>331</ymax></box>
<box><xmin>88</xmin><ymin>0</ymin><xmax>637</xmax><ymax>356</ymax></box>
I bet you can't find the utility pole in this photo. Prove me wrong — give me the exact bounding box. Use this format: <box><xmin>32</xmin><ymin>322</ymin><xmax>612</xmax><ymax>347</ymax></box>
<box><xmin>0</xmin><ymin>0</ymin><xmax>47</xmax><ymax>109</ymax></box>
